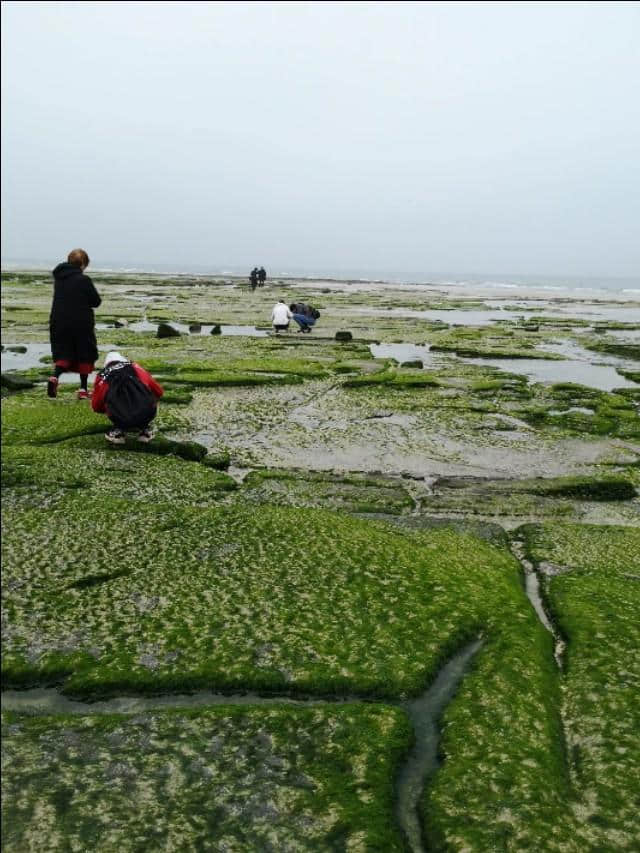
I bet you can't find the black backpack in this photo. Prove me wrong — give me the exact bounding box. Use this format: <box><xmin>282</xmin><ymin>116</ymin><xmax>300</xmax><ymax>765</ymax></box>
<box><xmin>309</xmin><ymin>306</ymin><xmax>320</xmax><ymax>320</ymax></box>
<box><xmin>102</xmin><ymin>362</ymin><xmax>156</xmax><ymax>429</ymax></box>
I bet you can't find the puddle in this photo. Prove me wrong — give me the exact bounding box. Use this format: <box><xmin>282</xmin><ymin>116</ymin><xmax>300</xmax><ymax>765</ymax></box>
<box><xmin>370</xmin><ymin>343</ymin><xmax>434</xmax><ymax>366</ymax></box>
<box><xmin>465</xmin><ymin>357</ymin><xmax>637</xmax><ymax>391</ymax></box>
<box><xmin>353</xmin><ymin>302</ymin><xmax>640</xmax><ymax>327</ymax></box>
<box><xmin>2</xmin><ymin>344</ymin><xmax>108</xmax><ymax>382</ymax></box>
<box><xmin>1</xmin><ymin>344</ymin><xmax>51</xmax><ymax>371</ymax></box>
<box><xmin>539</xmin><ymin>339</ymin><xmax>633</xmax><ymax>367</ymax></box>
<box><xmin>395</xmin><ymin>639</ymin><xmax>483</xmax><ymax>853</ymax></box>
<box><xmin>547</xmin><ymin>407</ymin><xmax>595</xmax><ymax>416</ymax></box>
<box><xmin>605</xmin><ymin>329</ymin><xmax>640</xmax><ymax>342</ymax></box>
<box><xmin>355</xmin><ymin>307</ymin><xmax>524</xmax><ymax>326</ymax></box>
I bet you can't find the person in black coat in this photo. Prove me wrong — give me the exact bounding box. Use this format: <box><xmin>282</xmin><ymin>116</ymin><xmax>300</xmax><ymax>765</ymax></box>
<box><xmin>258</xmin><ymin>266</ymin><xmax>266</xmax><ymax>286</ymax></box>
<box><xmin>48</xmin><ymin>248</ymin><xmax>102</xmax><ymax>400</ymax></box>
<box><xmin>249</xmin><ymin>267</ymin><xmax>258</xmax><ymax>290</ymax></box>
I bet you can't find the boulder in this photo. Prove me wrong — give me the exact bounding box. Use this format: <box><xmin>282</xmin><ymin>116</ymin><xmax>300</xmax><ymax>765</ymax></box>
<box><xmin>156</xmin><ymin>323</ymin><xmax>181</xmax><ymax>339</ymax></box>
<box><xmin>189</xmin><ymin>323</ymin><xmax>202</xmax><ymax>333</ymax></box>
<box><xmin>335</xmin><ymin>331</ymin><xmax>353</xmax><ymax>342</ymax></box>
<box><xmin>1</xmin><ymin>373</ymin><xmax>34</xmax><ymax>390</ymax></box>
<box><xmin>401</xmin><ymin>359</ymin><xmax>424</xmax><ymax>369</ymax></box>
<box><xmin>210</xmin><ymin>324</ymin><xmax>222</xmax><ymax>335</ymax></box>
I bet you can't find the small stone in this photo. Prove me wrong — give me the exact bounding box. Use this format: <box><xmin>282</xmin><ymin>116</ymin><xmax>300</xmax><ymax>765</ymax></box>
<box><xmin>210</xmin><ymin>324</ymin><xmax>222</xmax><ymax>335</ymax></box>
<box><xmin>400</xmin><ymin>359</ymin><xmax>424</xmax><ymax>369</ymax></box>
<box><xmin>335</xmin><ymin>331</ymin><xmax>352</xmax><ymax>342</ymax></box>
<box><xmin>6</xmin><ymin>345</ymin><xmax>27</xmax><ymax>353</ymax></box>
<box><xmin>156</xmin><ymin>323</ymin><xmax>181</xmax><ymax>338</ymax></box>
<box><xmin>189</xmin><ymin>323</ymin><xmax>202</xmax><ymax>333</ymax></box>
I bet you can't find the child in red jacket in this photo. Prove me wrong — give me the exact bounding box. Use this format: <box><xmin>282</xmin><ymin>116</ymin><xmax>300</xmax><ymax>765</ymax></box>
<box><xmin>92</xmin><ymin>351</ymin><xmax>164</xmax><ymax>444</ymax></box>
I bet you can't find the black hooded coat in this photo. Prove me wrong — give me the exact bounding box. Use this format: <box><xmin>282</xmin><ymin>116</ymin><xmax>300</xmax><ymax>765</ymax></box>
<box><xmin>49</xmin><ymin>263</ymin><xmax>102</xmax><ymax>367</ymax></box>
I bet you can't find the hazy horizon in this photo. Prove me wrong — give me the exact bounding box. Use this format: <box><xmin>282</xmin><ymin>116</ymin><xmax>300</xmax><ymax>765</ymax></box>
<box><xmin>2</xmin><ymin>1</ymin><xmax>639</xmax><ymax>278</ymax></box>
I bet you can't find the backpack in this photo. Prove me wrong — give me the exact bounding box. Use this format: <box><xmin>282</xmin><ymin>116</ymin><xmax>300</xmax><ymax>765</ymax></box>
<box><xmin>309</xmin><ymin>306</ymin><xmax>320</xmax><ymax>320</ymax></box>
<box><xmin>102</xmin><ymin>362</ymin><xmax>156</xmax><ymax>429</ymax></box>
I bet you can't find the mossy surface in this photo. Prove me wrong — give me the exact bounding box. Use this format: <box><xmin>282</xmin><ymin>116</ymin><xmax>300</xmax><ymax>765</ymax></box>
<box><xmin>518</xmin><ymin>523</ymin><xmax>640</xmax><ymax>851</ymax></box>
<box><xmin>2</xmin><ymin>703</ymin><xmax>410</xmax><ymax>852</ymax></box>
<box><xmin>3</xmin><ymin>496</ymin><xmax>529</xmax><ymax>700</ymax></box>
<box><xmin>242</xmin><ymin>468</ymin><xmax>414</xmax><ymax>514</ymax></box>
<box><xmin>3</xmin><ymin>270</ymin><xmax>640</xmax><ymax>851</ymax></box>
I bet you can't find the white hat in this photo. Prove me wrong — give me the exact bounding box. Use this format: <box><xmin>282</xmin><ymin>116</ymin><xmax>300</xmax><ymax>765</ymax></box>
<box><xmin>104</xmin><ymin>351</ymin><xmax>126</xmax><ymax>366</ymax></box>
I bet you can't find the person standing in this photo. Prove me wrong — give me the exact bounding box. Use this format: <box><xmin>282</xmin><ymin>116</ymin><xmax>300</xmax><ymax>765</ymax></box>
<box><xmin>249</xmin><ymin>267</ymin><xmax>258</xmax><ymax>290</ymax></box>
<box><xmin>271</xmin><ymin>300</ymin><xmax>292</xmax><ymax>333</ymax></box>
<box><xmin>258</xmin><ymin>266</ymin><xmax>267</xmax><ymax>287</ymax></box>
<box><xmin>47</xmin><ymin>248</ymin><xmax>101</xmax><ymax>400</ymax></box>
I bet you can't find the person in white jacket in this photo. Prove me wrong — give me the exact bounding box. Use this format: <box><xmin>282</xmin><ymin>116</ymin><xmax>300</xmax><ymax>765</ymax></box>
<box><xmin>271</xmin><ymin>300</ymin><xmax>292</xmax><ymax>333</ymax></box>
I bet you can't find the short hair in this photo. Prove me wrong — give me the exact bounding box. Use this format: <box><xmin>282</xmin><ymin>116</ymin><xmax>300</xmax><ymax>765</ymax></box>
<box><xmin>67</xmin><ymin>248</ymin><xmax>90</xmax><ymax>268</ymax></box>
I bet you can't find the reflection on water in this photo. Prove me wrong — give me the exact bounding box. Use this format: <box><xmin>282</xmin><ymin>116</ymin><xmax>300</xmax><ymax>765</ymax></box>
<box><xmin>466</xmin><ymin>357</ymin><xmax>637</xmax><ymax>392</ymax></box>
<box><xmin>370</xmin><ymin>343</ymin><xmax>434</xmax><ymax>365</ymax></box>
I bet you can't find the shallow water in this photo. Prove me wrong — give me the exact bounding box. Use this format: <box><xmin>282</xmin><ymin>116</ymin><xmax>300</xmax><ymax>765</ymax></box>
<box><xmin>1</xmin><ymin>343</ymin><xmax>108</xmax><ymax>382</ymax></box>
<box><xmin>370</xmin><ymin>342</ymin><xmax>435</xmax><ymax>365</ymax></box>
<box><xmin>465</xmin><ymin>357</ymin><xmax>637</xmax><ymax>391</ymax></box>
<box><xmin>539</xmin><ymin>339</ymin><xmax>633</xmax><ymax>367</ymax></box>
<box><xmin>2</xmin><ymin>641</ymin><xmax>483</xmax><ymax>853</ymax></box>
<box><xmin>0</xmin><ymin>687</ymin><xmax>350</xmax><ymax>715</ymax></box>
<box><xmin>395</xmin><ymin>639</ymin><xmax>483</xmax><ymax>853</ymax></box>
<box><xmin>352</xmin><ymin>302</ymin><xmax>640</xmax><ymax>326</ymax></box>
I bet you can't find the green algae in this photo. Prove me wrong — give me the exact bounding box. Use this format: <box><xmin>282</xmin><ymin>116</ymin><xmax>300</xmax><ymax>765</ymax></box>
<box><xmin>2</xmin><ymin>497</ymin><xmax>530</xmax><ymax>700</ymax></box>
<box><xmin>2</xmin><ymin>703</ymin><xmax>410</xmax><ymax>852</ymax></box>
<box><xmin>517</xmin><ymin>523</ymin><xmax>640</xmax><ymax>851</ymax></box>
<box><xmin>242</xmin><ymin>468</ymin><xmax>414</xmax><ymax>515</ymax></box>
<box><xmin>3</xmin><ymin>270</ymin><xmax>640</xmax><ymax>850</ymax></box>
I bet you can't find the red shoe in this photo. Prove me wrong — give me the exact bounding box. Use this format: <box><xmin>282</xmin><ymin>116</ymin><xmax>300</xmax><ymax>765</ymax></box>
<box><xmin>77</xmin><ymin>389</ymin><xmax>91</xmax><ymax>401</ymax></box>
<box><xmin>47</xmin><ymin>376</ymin><xmax>58</xmax><ymax>398</ymax></box>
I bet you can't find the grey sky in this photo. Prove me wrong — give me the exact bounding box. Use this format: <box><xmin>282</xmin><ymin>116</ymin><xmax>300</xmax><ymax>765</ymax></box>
<box><xmin>2</xmin><ymin>1</ymin><xmax>639</xmax><ymax>276</ymax></box>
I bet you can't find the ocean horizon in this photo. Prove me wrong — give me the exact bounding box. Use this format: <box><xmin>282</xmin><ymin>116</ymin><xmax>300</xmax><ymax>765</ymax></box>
<box><xmin>2</xmin><ymin>259</ymin><xmax>638</xmax><ymax>296</ymax></box>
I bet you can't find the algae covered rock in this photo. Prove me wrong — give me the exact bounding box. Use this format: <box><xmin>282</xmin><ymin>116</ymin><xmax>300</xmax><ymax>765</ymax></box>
<box><xmin>335</xmin><ymin>331</ymin><xmax>353</xmax><ymax>342</ymax></box>
<box><xmin>1</xmin><ymin>373</ymin><xmax>35</xmax><ymax>391</ymax></box>
<box><xmin>210</xmin><ymin>324</ymin><xmax>222</xmax><ymax>335</ymax></box>
<box><xmin>400</xmin><ymin>359</ymin><xmax>423</xmax><ymax>369</ymax></box>
<box><xmin>156</xmin><ymin>323</ymin><xmax>181</xmax><ymax>339</ymax></box>
<box><xmin>189</xmin><ymin>323</ymin><xmax>202</xmax><ymax>333</ymax></box>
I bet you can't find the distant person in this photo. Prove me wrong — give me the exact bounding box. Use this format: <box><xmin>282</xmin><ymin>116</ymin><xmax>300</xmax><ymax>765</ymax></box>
<box><xmin>271</xmin><ymin>300</ymin><xmax>292</xmax><ymax>333</ymax></box>
<box><xmin>290</xmin><ymin>302</ymin><xmax>320</xmax><ymax>333</ymax></box>
<box><xmin>249</xmin><ymin>267</ymin><xmax>258</xmax><ymax>290</ymax></box>
<box><xmin>92</xmin><ymin>351</ymin><xmax>164</xmax><ymax>445</ymax></box>
<box><xmin>47</xmin><ymin>248</ymin><xmax>101</xmax><ymax>400</ymax></box>
<box><xmin>258</xmin><ymin>266</ymin><xmax>267</xmax><ymax>287</ymax></box>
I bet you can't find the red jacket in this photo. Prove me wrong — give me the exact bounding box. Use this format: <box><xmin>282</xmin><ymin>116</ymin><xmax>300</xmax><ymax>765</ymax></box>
<box><xmin>92</xmin><ymin>362</ymin><xmax>164</xmax><ymax>415</ymax></box>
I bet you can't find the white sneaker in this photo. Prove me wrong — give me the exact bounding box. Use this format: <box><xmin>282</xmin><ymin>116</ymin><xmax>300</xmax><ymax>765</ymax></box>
<box><xmin>105</xmin><ymin>429</ymin><xmax>126</xmax><ymax>445</ymax></box>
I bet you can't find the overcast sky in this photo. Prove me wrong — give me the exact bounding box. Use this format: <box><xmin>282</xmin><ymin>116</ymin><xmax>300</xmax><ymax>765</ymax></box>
<box><xmin>2</xmin><ymin>1</ymin><xmax>639</xmax><ymax>277</ymax></box>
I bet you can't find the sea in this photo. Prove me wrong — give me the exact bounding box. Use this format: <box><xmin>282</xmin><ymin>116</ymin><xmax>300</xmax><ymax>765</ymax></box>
<box><xmin>2</xmin><ymin>260</ymin><xmax>638</xmax><ymax>298</ymax></box>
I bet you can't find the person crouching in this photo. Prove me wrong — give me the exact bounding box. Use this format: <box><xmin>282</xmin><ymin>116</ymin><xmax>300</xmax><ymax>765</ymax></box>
<box><xmin>92</xmin><ymin>351</ymin><xmax>164</xmax><ymax>444</ymax></box>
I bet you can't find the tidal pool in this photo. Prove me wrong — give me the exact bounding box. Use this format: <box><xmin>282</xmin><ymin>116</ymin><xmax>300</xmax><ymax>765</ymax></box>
<box><xmin>464</xmin><ymin>357</ymin><xmax>637</xmax><ymax>391</ymax></box>
<box><xmin>1</xmin><ymin>343</ymin><xmax>108</xmax><ymax>381</ymax></box>
<box><xmin>370</xmin><ymin>342</ymin><xmax>435</xmax><ymax>365</ymax></box>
